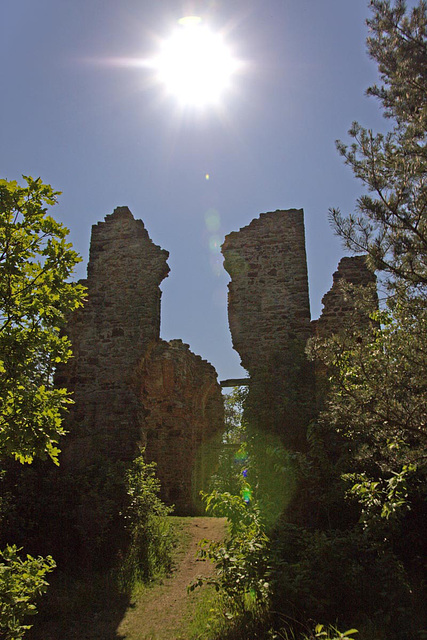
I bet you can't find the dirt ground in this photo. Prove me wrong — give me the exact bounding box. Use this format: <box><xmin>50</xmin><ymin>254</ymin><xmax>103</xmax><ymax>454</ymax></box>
<box><xmin>116</xmin><ymin>516</ymin><xmax>226</xmax><ymax>640</ymax></box>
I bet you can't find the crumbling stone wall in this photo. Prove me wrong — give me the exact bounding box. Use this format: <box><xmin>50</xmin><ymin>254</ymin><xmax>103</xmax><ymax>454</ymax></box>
<box><xmin>221</xmin><ymin>211</ymin><xmax>378</xmax><ymax>526</ymax></box>
<box><xmin>222</xmin><ymin>212</ymin><xmax>377</xmax><ymax>455</ymax></box>
<box><xmin>222</xmin><ymin>210</ymin><xmax>315</xmax><ymax>451</ymax></box>
<box><xmin>313</xmin><ymin>256</ymin><xmax>377</xmax><ymax>336</ymax></box>
<box><xmin>222</xmin><ymin>210</ymin><xmax>312</xmax><ymax>373</ymax></box>
<box><xmin>57</xmin><ymin>207</ymin><xmax>170</xmax><ymax>468</ymax></box>
<box><xmin>56</xmin><ymin>205</ymin><xmax>376</xmax><ymax>539</ymax></box>
<box><xmin>138</xmin><ymin>339</ymin><xmax>223</xmax><ymax>514</ymax></box>
<box><xmin>311</xmin><ymin>255</ymin><xmax>377</xmax><ymax>406</ymax></box>
<box><xmin>57</xmin><ymin>207</ymin><xmax>223</xmax><ymax>517</ymax></box>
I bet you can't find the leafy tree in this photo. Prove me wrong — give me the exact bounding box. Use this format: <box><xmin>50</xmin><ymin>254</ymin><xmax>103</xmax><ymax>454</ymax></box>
<box><xmin>210</xmin><ymin>387</ymin><xmax>248</xmax><ymax>495</ymax></box>
<box><xmin>307</xmin><ymin>1</ymin><xmax>427</xmax><ymax>634</ymax></box>
<box><xmin>0</xmin><ymin>176</ymin><xmax>85</xmax><ymax>464</ymax></box>
<box><xmin>318</xmin><ymin>0</ymin><xmax>427</xmax><ymax>505</ymax></box>
<box><xmin>0</xmin><ymin>176</ymin><xmax>85</xmax><ymax>638</ymax></box>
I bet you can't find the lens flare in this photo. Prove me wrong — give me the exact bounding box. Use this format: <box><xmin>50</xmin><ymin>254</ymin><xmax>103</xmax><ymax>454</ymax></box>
<box><xmin>205</xmin><ymin>208</ymin><xmax>220</xmax><ymax>232</ymax></box>
<box><xmin>209</xmin><ymin>235</ymin><xmax>221</xmax><ymax>253</ymax></box>
<box><xmin>242</xmin><ymin>486</ymin><xmax>252</xmax><ymax>503</ymax></box>
<box><xmin>178</xmin><ymin>16</ymin><xmax>202</xmax><ymax>27</ymax></box>
<box><xmin>234</xmin><ymin>449</ymin><xmax>248</xmax><ymax>463</ymax></box>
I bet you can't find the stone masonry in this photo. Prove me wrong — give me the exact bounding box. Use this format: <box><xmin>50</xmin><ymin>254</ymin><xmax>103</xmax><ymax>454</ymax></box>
<box><xmin>138</xmin><ymin>339</ymin><xmax>223</xmax><ymax>513</ymax></box>
<box><xmin>222</xmin><ymin>210</ymin><xmax>315</xmax><ymax>451</ymax></box>
<box><xmin>56</xmin><ymin>206</ymin><xmax>374</xmax><ymax>541</ymax></box>
<box><xmin>220</xmin><ymin>210</ymin><xmax>376</xmax><ymax>526</ymax></box>
<box><xmin>222</xmin><ymin>210</ymin><xmax>312</xmax><ymax>373</ymax></box>
<box><xmin>221</xmin><ymin>211</ymin><xmax>376</xmax><ymax>454</ymax></box>
<box><xmin>57</xmin><ymin>207</ymin><xmax>223</xmax><ymax>516</ymax></box>
<box><xmin>57</xmin><ymin>207</ymin><xmax>170</xmax><ymax>468</ymax></box>
<box><xmin>8</xmin><ymin>204</ymin><xmax>377</xmax><ymax>568</ymax></box>
<box><xmin>313</xmin><ymin>256</ymin><xmax>377</xmax><ymax>336</ymax></box>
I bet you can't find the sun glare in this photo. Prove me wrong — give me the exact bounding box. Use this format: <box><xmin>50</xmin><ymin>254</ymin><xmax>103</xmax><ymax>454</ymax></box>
<box><xmin>153</xmin><ymin>17</ymin><xmax>240</xmax><ymax>107</ymax></box>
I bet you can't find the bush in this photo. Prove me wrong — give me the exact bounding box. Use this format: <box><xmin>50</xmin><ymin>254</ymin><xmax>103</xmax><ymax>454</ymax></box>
<box><xmin>190</xmin><ymin>486</ymin><xmax>271</xmax><ymax>638</ymax></box>
<box><xmin>117</xmin><ymin>454</ymin><xmax>174</xmax><ymax>591</ymax></box>
<box><xmin>270</xmin><ymin>524</ymin><xmax>412</xmax><ymax>639</ymax></box>
<box><xmin>0</xmin><ymin>544</ymin><xmax>55</xmax><ymax>640</ymax></box>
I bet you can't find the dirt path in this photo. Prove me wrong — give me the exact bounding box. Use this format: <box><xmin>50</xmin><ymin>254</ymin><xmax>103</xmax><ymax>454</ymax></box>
<box><xmin>117</xmin><ymin>517</ymin><xmax>226</xmax><ymax>640</ymax></box>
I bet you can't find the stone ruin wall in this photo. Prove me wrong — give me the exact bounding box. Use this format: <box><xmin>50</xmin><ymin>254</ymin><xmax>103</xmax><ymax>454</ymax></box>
<box><xmin>221</xmin><ymin>210</ymin><xmax>376</xmax><ymax>451</ymax></box>
<box><xmin>138</xmin><ymin>339</ymin><xmax>223</xmax><ymax>513</ymax></box>
<box><xmin>57</xmin><ymin>207</ymin><xmax>169</xmax><ymax>467</ymax></box>
<box><xmin>222</xmin><ymin>210</ymin><xmax>315</xmax><ymax>451</ymax></box>
<box><xmin>314</xmin><ymin>255</ymin><xmax>377</xmax><ymax>336</ymax></box>
<box><xmin>58</xmin><ymin>205</ymin><xmax>376</xmax><ymax>518</ymax></box>
<box><xmin>222</xmin><ymin>210</ymin><xmax>312</xmax><ymax>373</ymax></box>
<box><xmin>58</xmin><ymin>207</ymin><xmax>223</xmax><ymax>515</ymax></box>
<box><xmin>311</xmin><ymin>254</ymin><xmax>378</xmax><ymax>404</ymax></box>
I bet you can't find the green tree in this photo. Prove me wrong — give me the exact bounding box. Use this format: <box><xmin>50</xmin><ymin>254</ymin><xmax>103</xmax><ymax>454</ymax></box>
<box><xmin>0</xmin><ymin>176</ymin><xmax>85</xmax><ymax>464</ymax></box>
<box><xmin>210</xmin><ymin>387</ymin><xmax>248</xmax><ymax>495</ymax></box>
<box><xmin>0</xmin><ymin>176</ymin><xmax>85</xmax><ymax>638</ymax></box>
<box><xmin>0</xmin><ymin>545</ymin><xmax>55</xmax><ymax>640</ymax></box>
<box><xmin>317</xmin><ymin>0</ymin><xmax>427</xmax><ymax>504</ymax></box>
<box><xmin>330</xmin><ymin>0</ymin><xmax>427</xmax><ymax>290</ymax></box>
<box><xmin>308</xmin><ymin>1</ymin><xmax>427</xmax><ymax>633</ymax></box>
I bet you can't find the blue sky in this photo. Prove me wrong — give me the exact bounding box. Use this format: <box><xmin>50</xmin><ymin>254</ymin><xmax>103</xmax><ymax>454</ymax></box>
<box><xmin>2</xmin><ymin>0</ymin><xmax>390</xmax><ymax>380</ymax></box>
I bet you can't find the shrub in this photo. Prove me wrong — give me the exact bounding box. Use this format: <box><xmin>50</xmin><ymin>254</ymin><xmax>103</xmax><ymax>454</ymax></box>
<box><xmin>0</xmin><ymin>544</ymin><xmax>55</xmax><ymax>640</ymax></box>
<box><xmin>190</xmin><ymin>486</ymin><xmax>271</xmax><ymax>636</ymax></box>
<box><xmin>270</xmin><ymin>524</ymin><xmax>412</xmax><ymax>638</ymax></box>
<box><xmin>117</xmin><ymin>454</ymin><xmax>174</xmax><ymax>591</ymax></box>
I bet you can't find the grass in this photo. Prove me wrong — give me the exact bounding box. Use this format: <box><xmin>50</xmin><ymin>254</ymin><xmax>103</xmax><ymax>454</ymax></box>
<box><xmin>116</xmin><ymin>516</ymin><xmax>223</xmax><ymax>640</ymax></box>
<box><xmin>185</xmin><ymin>583</ymin><xmax>221</xmax><ymax>639</ymax></box>
<box><xmin>27</xmin><ymin>516</ymin><xmax>192</xmax><ymax>640</ymax></box>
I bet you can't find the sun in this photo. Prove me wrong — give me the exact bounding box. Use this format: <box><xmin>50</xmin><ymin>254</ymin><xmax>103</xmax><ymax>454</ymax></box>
<box><xmin>153</xmin><ymin>17</ymin><xmax>240</xmax><ymax>107</ymax></box>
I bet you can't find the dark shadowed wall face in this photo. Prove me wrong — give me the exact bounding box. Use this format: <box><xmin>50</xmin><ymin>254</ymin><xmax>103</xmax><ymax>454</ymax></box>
<box><xmin>54</xmin><ymin>209</ymin><xmax>224</xmax><ymax>563</ymax></box>
<box><xmin>57</xmin><ymin>207</ymin><xmax>171</xmax><ymax>467</ymax></box>
<box><xmin>222</xmin><ymin>210</ymin><xmax>315</xmax><ymax>452</ymax></box>
<box><xmin>138</xmin><ymin>339</ymin><xmax>224</xmax><ymax>515</ymax></box>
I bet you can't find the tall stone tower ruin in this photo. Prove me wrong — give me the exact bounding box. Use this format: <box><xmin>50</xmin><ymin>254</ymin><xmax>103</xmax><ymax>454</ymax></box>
<box><xmin>221</xmin><ymin>210</ymin><xmax>376</xmax><ymax>525</ymax></box>
<box><xmin>222</xmin><ymin>210</ymin><xmax>315</xmax><ymax>451</ymax></box>
<box><xmin>58</xmin><ymin>207</ymin><xmax>170</xmax><ymax>467</ymax></box>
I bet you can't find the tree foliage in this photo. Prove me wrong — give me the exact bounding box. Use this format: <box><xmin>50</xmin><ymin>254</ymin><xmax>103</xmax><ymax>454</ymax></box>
<box><xmin>247</xmin><ymin>3</ymin><xmax>427</xmax><ymax>638</ymax></box>
<box><xmin>0</xmin><ymin>545</ymin><xmax>55</xmax><ymax>640</ymax></box>
<box><xmin>0</xmin><ymin>176</ymin><xmax>85</xmax><ymax>639</ymax></box>
<box><xmin>306</xmin><ymin>2</ymin><xmax>427</xmax><ymax>635</ymax></box>
<box><xmin>0</xmin><ymin>176</ymin><xmax>85</xmax><ymax>464</ymax></box>
<box><xmin>190</xmin><ymin>487</ymin><xmax>271</xmax><ymax>640</ymax></box>
<box><xmin>318</xmin><ymin>0</ymin><xmax>427</xmax><ymax>506</ymax></box>
<box><xmin>209</xmin><ymin>387</ymin><xmax>248</xmax><ymax>495</ymax></box>
<box><xmin>330</xmin><ymin>0</ymin><xmax>427</xmax><ymax>289</ymax></box>
<box><xmin>117</xmin><ymin>453</ymin><xmax>174</xmax><ymax>591</ymax></box>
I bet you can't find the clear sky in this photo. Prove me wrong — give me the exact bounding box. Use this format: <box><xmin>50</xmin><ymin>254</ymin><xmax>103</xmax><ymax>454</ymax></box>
<box><xmin>2</xmin><ymin>0</ymin><xmax>391</xmax><ymax>380</ymax></box>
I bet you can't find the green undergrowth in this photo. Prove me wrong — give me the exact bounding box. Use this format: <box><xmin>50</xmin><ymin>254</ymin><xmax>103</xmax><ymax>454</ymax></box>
<box><xmin>27</xmin><ymin>516</ymin><xmax>190</xmax><ymax>640</ymax></box>
<box><xmin>187</xmin><ymin>588</ymin><xmax>272</xmax><ymax>640</ymax></box>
